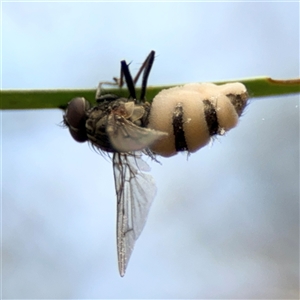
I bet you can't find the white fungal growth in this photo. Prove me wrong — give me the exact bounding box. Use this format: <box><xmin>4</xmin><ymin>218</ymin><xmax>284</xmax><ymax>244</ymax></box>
<box><xmin>148</xmin><ymin>82</ymin><xmax>248</xmax><ymax>157</ymax></box>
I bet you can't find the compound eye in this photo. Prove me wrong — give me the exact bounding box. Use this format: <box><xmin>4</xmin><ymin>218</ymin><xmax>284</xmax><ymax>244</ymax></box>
<box><xmin>64</xmin><ymin>97</ymin><xmax>90</xmax><ymax>142</ymax></box>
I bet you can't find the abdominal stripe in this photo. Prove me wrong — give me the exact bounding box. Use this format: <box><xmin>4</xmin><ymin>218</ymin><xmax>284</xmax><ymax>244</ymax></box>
<box><xmin>203</xmin><ymin>100</ymin><xmax>219</xmax><ymax>136</ymax></box>
<box><xmin>172</xmin><ymin>103</ymin><xmax>188</xmax><ymax>152</ymax></box>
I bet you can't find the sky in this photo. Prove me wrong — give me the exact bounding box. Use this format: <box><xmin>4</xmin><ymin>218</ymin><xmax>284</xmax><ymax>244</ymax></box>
<box><xmin>1</xmin><ymin>1</ymin><xmax>299</xmax><ymax>299</ymax></box>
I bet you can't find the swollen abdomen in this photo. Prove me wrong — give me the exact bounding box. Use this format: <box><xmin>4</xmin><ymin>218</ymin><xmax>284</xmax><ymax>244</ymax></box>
<box><xmin>147</xmin><ymin>83</ymin><xmax>248</xmax><ymax>157</ymax></box>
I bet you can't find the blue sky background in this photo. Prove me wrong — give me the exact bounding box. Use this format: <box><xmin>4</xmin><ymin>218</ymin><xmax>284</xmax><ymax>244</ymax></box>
<box><xmin>2</xmin><ymin>1</ymin><xmax>299</xmax><ymax>299</ymax></box>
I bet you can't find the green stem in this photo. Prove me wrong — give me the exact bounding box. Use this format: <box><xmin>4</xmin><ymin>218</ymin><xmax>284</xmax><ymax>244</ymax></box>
<box><xmin>1</xmin><ymin>77</ymin><xmax>299</xmax><ymax>110</ymax></box>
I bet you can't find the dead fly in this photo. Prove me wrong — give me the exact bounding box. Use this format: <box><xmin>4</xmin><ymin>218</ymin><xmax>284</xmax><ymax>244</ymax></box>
<box><xmin>63</xmin><ymin>51</ymin><xmax>166</xmax><ymax>276</ymax></box>
<box><xmin>63</xmin><ymin>51</ymin><xmax>249</xmax><ymax>276</ymax></box>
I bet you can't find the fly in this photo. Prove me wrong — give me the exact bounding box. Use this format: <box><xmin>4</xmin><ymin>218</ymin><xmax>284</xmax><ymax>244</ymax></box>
<box><xmin>63</xmin><ymin>51</ymin><xmax>167</xmax><ymax>276</ymax></box>
<box><xmin>63</xmin><ymin>50</ymin><xmax>249</xmax><ymax>276</ymax></box>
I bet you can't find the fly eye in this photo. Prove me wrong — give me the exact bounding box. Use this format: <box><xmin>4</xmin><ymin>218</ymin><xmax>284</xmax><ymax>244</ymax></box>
<box><xmin>64</xmin><ymin>97</ymin><xmax>90</xmax><ymax>142</ymax></box>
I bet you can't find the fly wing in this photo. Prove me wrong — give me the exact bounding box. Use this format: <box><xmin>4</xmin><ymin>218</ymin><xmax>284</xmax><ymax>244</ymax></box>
<box><xmin>107</xmin><ymin>113</ymin><xmax>167</xmax><ymax>152</ymax></box>
<box><xmin>113</xmin><ymin>152</ymin><xmax>157</xmax><ymax>276</ymax></box>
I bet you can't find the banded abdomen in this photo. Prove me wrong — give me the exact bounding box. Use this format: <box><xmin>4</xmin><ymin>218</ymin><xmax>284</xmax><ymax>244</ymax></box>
<box><xmin>147</xmin><ymin>82</ymin><xmax>249</xmax><ymax>157</ymax></box>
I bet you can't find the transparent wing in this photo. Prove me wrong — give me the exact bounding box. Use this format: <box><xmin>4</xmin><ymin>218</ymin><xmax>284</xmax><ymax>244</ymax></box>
<box><xmin>113</xmin><ymin>152</ymin><xmax>157</xmax><ymax>276</ymax></box>
<box><xmin>107</xmin><ymin>113</ymin><xmax>167</xmax><ymax>152</ymax></box>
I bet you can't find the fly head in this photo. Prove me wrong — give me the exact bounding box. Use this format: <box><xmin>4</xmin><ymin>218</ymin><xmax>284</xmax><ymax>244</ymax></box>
<box><xmin>63</xmin><ymin>97</ymin><xmax>90</xmax><ymax>142</ymax></box>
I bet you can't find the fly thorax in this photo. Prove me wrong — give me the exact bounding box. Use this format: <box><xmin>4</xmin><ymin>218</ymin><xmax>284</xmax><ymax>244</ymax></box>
<box><xmin>86</xmin><ymin>102</ymin><xmax>114</xmax><ymax>152</ymax></box>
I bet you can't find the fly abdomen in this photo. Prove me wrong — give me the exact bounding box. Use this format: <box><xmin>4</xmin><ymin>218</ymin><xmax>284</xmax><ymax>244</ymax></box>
<box><xmin>147</xmin><ymin>82</ymin><xmax>248</xmax><ymax>157</ymax></box>
<box><xmin>172</xmin><ymin>103</ymin><xmax>188</xmax><ymax>152</ymax></box>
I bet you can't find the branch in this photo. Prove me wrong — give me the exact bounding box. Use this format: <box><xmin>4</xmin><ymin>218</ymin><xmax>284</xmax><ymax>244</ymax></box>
<box><xmin>1</xmin><ymin>77</ymin><xmax>299</xmax><ymax>110</ymax></box>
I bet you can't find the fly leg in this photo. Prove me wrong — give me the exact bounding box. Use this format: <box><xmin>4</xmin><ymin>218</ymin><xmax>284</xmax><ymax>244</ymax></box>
<box><xmin>96</xmin><ymin>50</ymin><xmax>156</xmax><ymax>103</ymax></box>
<box><xmin>95</xmin><ymin>78</ymin><xmax>120</xmax><ymax>101</ymax></box>
<box><xmin>120</xmin><ymin>51</ymin><xmax>155</xmax><ymax>103</ymax></box>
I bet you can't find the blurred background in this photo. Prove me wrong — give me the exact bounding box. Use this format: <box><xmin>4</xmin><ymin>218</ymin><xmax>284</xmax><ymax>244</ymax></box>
<box><xmin>2</xmin><ymin>1</ymin><xmax>299</xmax><ymax>299</ymax></box>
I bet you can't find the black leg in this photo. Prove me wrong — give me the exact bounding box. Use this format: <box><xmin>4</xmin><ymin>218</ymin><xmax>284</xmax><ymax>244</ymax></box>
<box><xmin>122</xmin><ymin>51</ymin><xmax>155</xmax><ymax>102</ymax></box>
<box><xmin>140</xmin><ymin>51</ymin><xmax>155</xmax><ymax>101</ymax></box>
<box><xmin>120</xmin><ymin>60</ymin><xmax>136</xmax><ymax>99</ymax></box>
<box><xmin>97</xmin><ymin>51</ymin><xmax>156</xmax><ymax>102</ymax></box>
<box><xmin>133</xmin><ymin>51</ymin><xmax>155</xmax><ymax>84</ymax></box>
